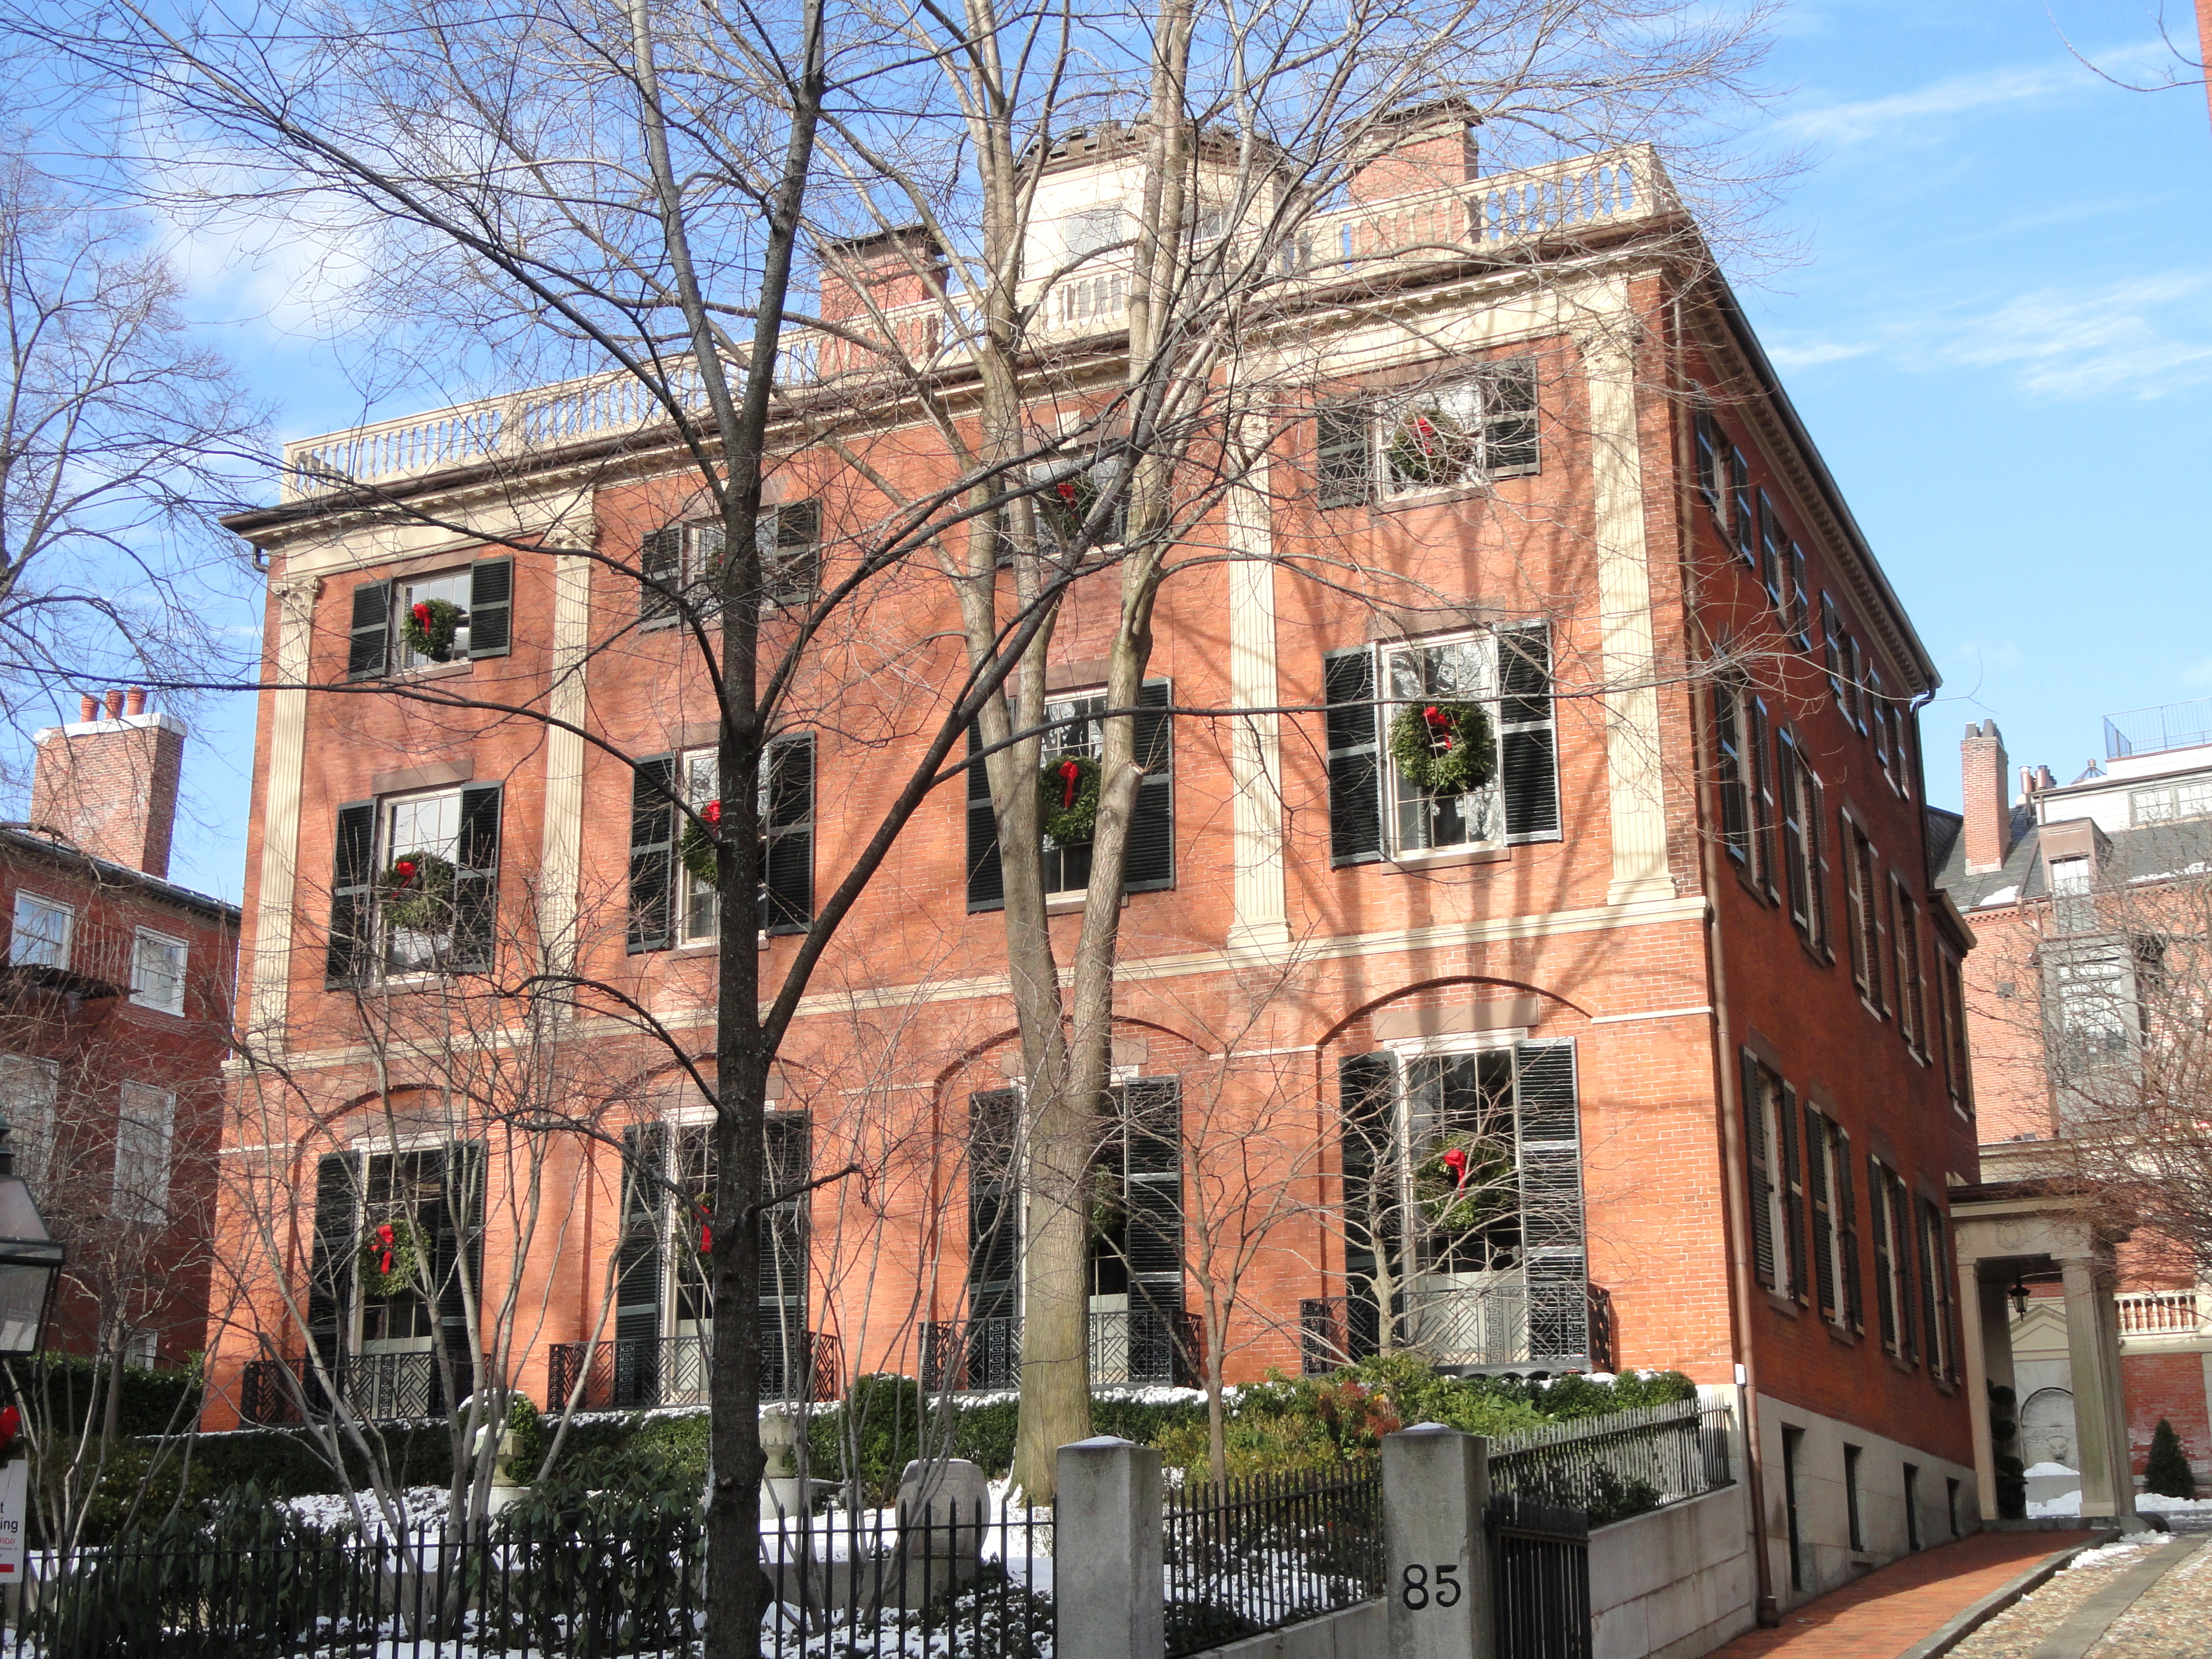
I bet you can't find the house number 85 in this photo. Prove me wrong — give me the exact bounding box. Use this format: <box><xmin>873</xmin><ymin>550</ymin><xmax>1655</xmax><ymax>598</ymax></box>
<box><xmin>1401</xmin><ymin>1563</ymin><xmax>1462</xmax><ymax>1608</ymax></box>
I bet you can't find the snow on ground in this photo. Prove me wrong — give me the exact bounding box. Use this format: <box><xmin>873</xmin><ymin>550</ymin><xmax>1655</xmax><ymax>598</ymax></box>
<box><xmin>283</xmin><ymin>1485</ymin><xmax>456</xmax><ymax>1534</ymax></box>
<box><xmin>2059</xmin><ymin>1534</ymin><xmax>2177</xmax><ymax>1570</ymax></box>
<box><xmin>2026</xmin><ymin>1488</ymin><xmax>2212</xmax><ymax>1519</ymax></box>
<box><xmin>2024</xmin><ymin>1462</ymin><xmax>2076</xmax><ymax>1478</ymax></box>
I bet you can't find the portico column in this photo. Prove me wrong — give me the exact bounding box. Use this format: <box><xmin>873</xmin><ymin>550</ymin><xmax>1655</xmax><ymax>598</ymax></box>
<box><xmin>2060</xmin><ymin>1256</ymin><xmax>2137</xmax><ymax>1522</ymax></box>
<box><xmin>1959</xmin><ymin>1267</ymin><xmax>1997</xmax><ymax>1521</ymax></box>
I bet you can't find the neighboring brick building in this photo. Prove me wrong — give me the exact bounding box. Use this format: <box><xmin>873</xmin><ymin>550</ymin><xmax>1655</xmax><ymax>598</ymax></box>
<box><xmin>1</xmin><ymin>690</ymin><xmax>241</xmax><ymax>1368</ymax></box>
<box><xmin>215</xmin><ymin>118</ymin><xmax>1978</xmax><ymax>1607</ymax></box>
<box><xmin>1934</xmin><ymin>706</ymin><xmax>2212</xmax><ymax>1493</ymax></box>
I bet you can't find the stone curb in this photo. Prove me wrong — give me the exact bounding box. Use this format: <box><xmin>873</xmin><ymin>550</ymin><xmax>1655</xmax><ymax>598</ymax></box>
<box><xmin>1892</xmin><ymin>1532</ymin><xmax>2119</xmax><ymax>1659</ymax></box>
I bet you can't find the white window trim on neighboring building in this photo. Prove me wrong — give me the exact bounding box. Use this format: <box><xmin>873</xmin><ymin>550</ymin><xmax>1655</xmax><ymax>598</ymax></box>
<box><xmin>10</xmin><ymin>892</ymin><xmax>74</xmax><ymax>971</ymax></box>
<box><xmin>131</xmin><ymin>928</ymin><xmax>189</xmax><ymax>1015</ymax></box>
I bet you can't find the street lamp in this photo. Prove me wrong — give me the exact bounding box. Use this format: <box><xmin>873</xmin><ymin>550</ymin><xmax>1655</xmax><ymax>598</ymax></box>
<box><xmin>2008</xmin><ymin>1279</ymin><xmax>2031</xmax><ymax>1320</ymax></box>
<box><xmin>0</xmin><ymin>1116</ymin><xmax>62</xmax><ymax>1357</ymax></box>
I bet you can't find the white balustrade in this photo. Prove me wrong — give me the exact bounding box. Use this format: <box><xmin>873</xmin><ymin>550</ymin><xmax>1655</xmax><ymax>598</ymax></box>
<box><xmin>2116</xmin><ymin>1288</ymin><xmax>2206</xmax><ymax>1337</ymax></box>
<box><xmin>280</xmin><ymin>144</ymin><xmax>1672</xmax><ymax>500</ymax></box>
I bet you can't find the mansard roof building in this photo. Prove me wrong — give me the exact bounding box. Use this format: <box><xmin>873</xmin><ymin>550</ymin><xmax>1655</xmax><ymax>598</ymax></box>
<box><xmin>217</xmin><ymin>112</ymin><xmax>1978</xmax><ymax>1608</ymax></box>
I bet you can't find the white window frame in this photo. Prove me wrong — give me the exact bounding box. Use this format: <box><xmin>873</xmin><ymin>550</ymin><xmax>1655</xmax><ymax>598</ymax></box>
<box><xmin>1377</xmin><ymin>361</ymin><xmax>1540</xmax><ymax>499</ymax></box>
<box><xmin>2129</xmin><ymin>774</ymin><xmax>2212</xmax><ymax>826</ymax></box>
<box><xmin>379</xmin><ymin>786</ymin><xmax>465</xmax><ymax>976</ymax></box>
<box><xmin>1378</xmin><ymin>632</ymin><xmax>1504</xmax><ymax>859</ymax></box>
<box><xmin>130</xmin><ymin>928</ymin><xmax>188</xmax><ymax>1015</ymax></box>
<box><xmin>1041</xmin><ymin>688</ymin><xmax>1109</xmax><ymax>896</ymax></box>
<box><xmin>396</xmin><ymin>567</ymin><xmax>475</xmax><ymax>671</ymax></box>
<box><xmin>1375</xmin><ymin>1032</ymin><xmax>1528</xmax><ymax>1280</ymax></box>
<box><xmin>0</xmin><ymin>1053</ymin><xmax>59</xmax><ymax>1196</ymax></box>
<box><xmin>114</xmin><ymin>1081</ymin><xmax>177</xmax><ymax>1225</ymax></box>
<box><xmin>678</xmin><ymin>748</ymin><xmax>722</xmax><ymax>945</ymax></box>
<box><xmin>10</xmin><ymin>892</ymin><xmax>74</xmax><ymax>971</ymax></box>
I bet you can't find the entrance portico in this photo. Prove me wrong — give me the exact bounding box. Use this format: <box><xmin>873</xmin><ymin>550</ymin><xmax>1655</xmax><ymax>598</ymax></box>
<box><xmin>1950</xmin><ymin>1181</ymin><xmax>2138</xmax><ymax>1526</ymax></box>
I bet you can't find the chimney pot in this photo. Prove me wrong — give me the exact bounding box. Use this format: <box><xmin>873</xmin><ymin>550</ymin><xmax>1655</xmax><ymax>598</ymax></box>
<box><xmin>78</xmin><ymin>694</ymin><xmax>97</xmax><ymax>722</ymax></box>
<box><xmin>1961</xmin><ymin>720</ymin><xmax>2012</xmax><ymax>873</ymax></box>
<box><xmin>103</xmin><ymin>689</ymin><xmax>123</xmax><ymax>720</ymax></box>
<box><xmin>124</xmin><ymin>687</ymin><xmax>146</xmax><ymax>716</ymax></box>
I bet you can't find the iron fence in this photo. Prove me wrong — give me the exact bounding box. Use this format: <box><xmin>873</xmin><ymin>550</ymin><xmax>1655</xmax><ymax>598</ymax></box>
<box><xmin>1488</xmin><ymin>1399</ymin><xmax>1733</xmax><ymax>1526</ymax></box>
<box><xmin>1161</xmin><ymin>1466</ymin><xmax>1384</xmax><ymax>1658</ymax></box>
<box><xmin>1295</xmin><ymin>1285</ymin><xmax>1606</xmax><ymax>1376</ymax></box>
<box><xmin>920</xmin><ymin>1308</ymin><xmax>1199</xmax><ymax>1393</ymax></box>
<box><xmin>1486</xmin><ymin>1492</ymin><xmax>1590</xmax><ymax>1659</ymax></box>
<box><xmin>545</xmin><ymin>1331</ymin><xmax>841</xmax><ymax>1412</ymax></box>
<box><xmin>238</xmin><ymin>1352</ymin><xmax>479</xmax><ymax>1426</ymax></box>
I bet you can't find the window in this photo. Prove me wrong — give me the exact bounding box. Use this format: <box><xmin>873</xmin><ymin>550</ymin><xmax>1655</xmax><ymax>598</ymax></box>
<box><xmin>1712</xmin><ymin>678</ymin><xmax>1777</xmax><ymax>895</ymax></box>
<box><xmin>1777</xmin><ymin>733</ymin><xmax>1828</xmax><ymax>951</ymax></box>
<box><xmin>2129</xmin><ymin>775</ymin><xmax>2212</xmax><ymax>825</ymax></box>
<box><xmin>1337</xmin><ymin>1040</ymin><xmax>1588</xmax><ymax>1367</ymax></box>
<box><xmin>344</xmin><ymin>559</ymin><xmax>513</xmax><ymax>679</ymax></box>
<box><xmin>1786</xmin><ymin>544</ymin><xmax>1811</xmax><ymax>653</ymax></box>
<box><xmin>1040</xmin><ymin>692</ymin><xmax>1107</xmax><ymax>894</ymax></box>
<box><xmin>131</xmin><ymin>930</ymin><xmax>187</xmax><ymax>1015</ymax></box>
<box><xmin>1868</xmin><ymin>1157</ymin><xmax>1915</xmax><ymax>1362</ymax></box>
<box><xmin>0</xmin><ymin>1054</ymin><xmax>58</xmax><ymax>1196</ymax></box>
<box><xmin>325</xmin><ymin>784</ymin><xmax>502</xmax><ymax>983</ymax></box>
<box><xmin>1729</xmin><ymin>450</ymin><xmax>1753</xmax><ymax>566</ymax></box>
<box><xmin>1738</xmin><ymin>1053</ymin><xmax>1802</xmax><ymax>1303</ymax></box>
<box><xmin>1803</xmin><ymin>1102</ymin><xmax>1848</xmax><ymax>1328</ymax></box>
<box><xmin>1313</xmin><ymin>359</ymin><xmax>1540</xmax><ymax>507</ymax></box>
<box><xmin>1918</xmin><ymin>1199</ymin><xmax>1955</xmax><ymax>1383</ymax></box>
<box><xmin>965</xmin><ymin>684</ymin><xmax>1172</xmax><ymax>910</ymax></box>
<box><xmin>1845</xmin><ymin>1445</ymin><xmax>1865</xmax><ymax>1551</ymax></box>
<box><xmin>2048</xmin><ymin>855</ymin><xmax>2095</xmax><ymax>935</ymax></box>
<box><xmin>1065</xmin><ymin>205</ymin><xmax>1126</xmax><ymax>258</ymax></box>
<box><xmin>113</xmin><ymin>1082</ymin><xmax>176</xmax><ymax>1225</ymax></box>
<box><xmin>1892</xmin><ymin>884</ymin><xmax>1926</xmax><ymax>1054</ymax></box>
<box><xmin>1694</xmin><ymin>411</ymin><xmax>1725</xmax><ymax>521</ymax></box>
<box><xmin>1325</xmin><ymin>626</ymin><xmax>1558</xmax><ymax>864</ymax></box>
<box><xmin>626</xmin><ymin>738</ymin><xmax>815</xmax><ymax>952</ymax></box>
<box><xmin>1939</xmin><ymin>949</ymin><xmax>1971</xmax><ymax>1112</ymax></box>
<box><xmin>2044</xmin><ymin>941</ymin><xmax>2139</xmax><ymax>1076</ymax></box>
<box><xmin>1821</xmin><ymin>593</ymin><xmax>1844</xmax><ymax>701</ymax></box>
<box><xmin>9</xmin><ymin>894</ymin><xmax>72</xmax><ymax>970</ymax></box>
<box><xmin>641</xmin><ymin>503</ymin><xmax>821</xmax><ymax>624</ymax></box>
<box><xmin>1758</xmin><ymin>493</ymin><xmax>1786</xmax><ymax>615</ymax></box>
<box><xmin>1843</xmin><ymin>823</ymin><xmax>1884</xmax><ymax>1009</ymax></box>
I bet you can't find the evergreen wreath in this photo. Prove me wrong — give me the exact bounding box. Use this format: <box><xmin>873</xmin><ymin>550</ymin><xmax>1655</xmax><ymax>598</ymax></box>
<box><xmin>402</xmin><ymin>598</ymin><xmax>464</xmax><ymax>662</ymax></box>
<box><xmin>1038</xmin><ymin>754</ymin><xmax>1102</xmax><ymax>845</ymax></box>
<box><xmin>1413</xmin><ymin>1134</ymin><xmax>1514</xmax><ymax>1231</ymax></box>
<box><xmin>360</xmin><ymin>1218</ymin><xmax>423</xmax><ymax>1299</ymax></box>
<box><xmin>381</xmin><ymin>851</ymin><xmax>457</xmax><ymax>931</ymax></box>
<box><xmin>1046</xmin><ymin>470</ymin><xmax>1099</xmax><ymax>537</ymax></box>
<box><xmin>1387</xmin><ymin>406</ymin><xmax>1473</xmax><ymax>489</ymax></box>
<box><xmin>1388</xmin><ymin>700</ymin><xmax>1496</xmax><ymax>796</ymax></box>
<box><xmin>679</xmin><ymin>801</ymin><xmax>724</xmax><ymax>886</ymax></box>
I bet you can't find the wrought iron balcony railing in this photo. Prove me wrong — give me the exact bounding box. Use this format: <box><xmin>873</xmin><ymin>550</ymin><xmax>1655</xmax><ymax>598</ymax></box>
<box><xmin>919</xmin><ymin>1307</ymin><xmax>1200</xmax><ymax>1393</ymax></box>
<box><xmin>239</xmin><ymin>1351</ymin><xmax>478</xmax><ymax>1425</ymax></box>
<box><xmin>545</xmin><ymin>1329</ymin><xmax>841</xmax><ymax>1412</ymax></box>
<box><xmin>1299</xmin><ymin>1283</ymin><xmax>1605</xmax><ymax>1377</ymax></box>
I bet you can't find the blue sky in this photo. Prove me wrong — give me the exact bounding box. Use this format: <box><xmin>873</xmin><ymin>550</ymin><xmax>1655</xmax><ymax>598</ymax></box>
<box><xmin>130</xmin><ymin>0</ymin><xmax>2212</xmax><ymax>898</ymax></box>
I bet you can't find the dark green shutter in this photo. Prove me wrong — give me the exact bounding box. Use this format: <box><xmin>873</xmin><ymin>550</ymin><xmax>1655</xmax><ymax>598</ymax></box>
<box><xmin>1315</xmin><ymin>404</ymin><xmax>1371</xmax><ymax>508</ymax></box>
<box><xmin>1125</xmin><ymin>680</ymin><xmax>1174</xmax><ymax>892</ymax></box>
<box><xmin>1869</xmin><ymin>1159</ymin><xmax>1895</xmax><ymax>1353</ymax></box>
<box><xmin>967</xmin><ymin>1090</ymin><xmax>1020</xmax><ymax>1324</ymax></box>
<box><xmin>616</xmin><ymin>1122</ymin><xmax>669</xmax><ymax>1350</ymax></box>
<box><xmin>770</xmin><ymin>500</ymin><xmax>822</xmax><ymax>605</ymax></box>
<box><xmin>762</xmin><ymin>735</ymin><xmax>815</xmax><ymax>933</ymax></box>
<box><xmin>1715</xmin><ymin>681</ymin><xmax>1748</xmax><ymax>863</ymax></box>
<box><xmin>1836</xmin><ymin>1137</ymin><xmax>1863</xmax><ymax>1332</ymax></box>
<box><xmin>306</xmin><ymin>1152</ymin><xmax>357</xmax><ymax>1376</ymax></box>
<box><xmin>1740</xmin><ymin>1050</ymin><xmax>1775</xmax><ymax>1292</ymax></box>
<box><xmin>1122</xmin><ymin>1080</ymin><xmax>1183</xmax><ymax>1317</ymax></box>
<box><xmin>1777</xmin><ymin>1082</ymin><xmax>1804</xmax><ymax>1305</ymax></box>
<box><xmin>1892</xmin><ymin>1175</ymin><xmax>1918</xmax><ymax>1363</ymax></box>
<box><xmin>1779</xmin><ymin>735</ymin><xmax>1809</xmax><ymax>928</ymax></box>
<box><xmin>965</xmin><ymin>722</ymin><xmax>1004</xmax><ymax>912</ymax></box>
<box><xmin>640</xmin><ymin>526</ymin><xmax>681</xmax><ymax>626</ymax></box>
<box><xmin>1338</xmin><ymin>1053</ymin><xmax>1397</xmax><ymax>1355</ymax></box>
<box><xmin>467</xmin><ymin>558</ymin><xmax>513</xmax><ymax>658</ymax></box>
<box><xmin>1483</xmin><ymin>360</ymin><xmax>1539</xmax><ymax>477</ymax></box>
<box><xmin>1499</xmin><ymin>623</ymin><xmax>1560</xmax><ymax>842</ymax></box>
<box><xmin>761</xmin><ymin>1115</ymin><xmax>811</xmax><ymax>1393</ymax></box>
<box><xmin>432</xmin><ymin>1141</ymin><xmax>485</xmax><ymax>1382</ymax></box>
<box><xmin>1515</xmin><ymin>1040</ymin><xmax>1586</xmax><ymax>1364</ymax></box>
<box><xmin>451</xmin><ymin>783</ymin><xmax>501</xmax><ymax>972</ymax></box>
<box><xmin>1324</xmin><ymin>649</ymin><xmax>1382</xmax><ymax>864</ymax></box>
<box><xmin>326</xmin><ymin>801</ymin><xmax>376</xmax><ymax>986</ymax></box>
<box><xmin>346</xmin><ymin>582</ymin><xmax>390</xmax><ymax>680</ymax></box>
<box><xmin>1805</xmin><ymin>1105</ymin><xmax>1835</xmax><ymax>1322</ymax></box>
<box><xmin>1694</xmin><ymin>411</ymin><xmax>1722</xmax><ymax>515</ymax></box>
<box><xmin>1916</xmin><ymin>1198</ymin><xmax>1942</xmax><ymax>1375</ymax></box>
<box><xmin>627</xmin><ymin>757</ymin><xmax>676</xmax><ymax>953</ymax></box>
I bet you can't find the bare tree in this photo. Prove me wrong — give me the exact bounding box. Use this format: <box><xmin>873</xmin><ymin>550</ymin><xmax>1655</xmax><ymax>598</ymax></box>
<box><xmin>0</xmin><ymin>144</ymin><xmax>263</xmax><ymax>751</ymax></box>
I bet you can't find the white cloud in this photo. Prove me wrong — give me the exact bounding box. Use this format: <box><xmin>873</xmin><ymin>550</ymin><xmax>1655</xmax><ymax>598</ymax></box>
<box><xmin>1765</xmin><ymin>338</ymin><xmax>1871</xmax><ymax>370</ymax></box>
<box><xmin>1773</xmin><ymin>42</ymin><xmax>2174</xmax><ymax>147</ymax></box>
<box><xmin>2181</xmin><ymin>658</ymin><xmax>2212</xmax><ymax>690</ymax></box>
<box><xmin>1940</xmin><ymin>275</ymin><xmax>2212</xmax><ymax>399</ymax></box>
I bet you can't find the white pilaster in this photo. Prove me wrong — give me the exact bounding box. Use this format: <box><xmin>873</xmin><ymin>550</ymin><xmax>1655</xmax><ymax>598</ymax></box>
<box><xmin>1226</xmin><ymin>452</ymin><xmax>1290</xmax><ymax>951</ymax></box>
<box><xmin>538</xmin><ymin>550</ymin><xmax>593</xmax><ymax>975</ymax></box>
<box><xmin>1580</xmin><ymin>291</ymin><xmax>1676</xmax><ymax>906</ymax></box>
<box><xmin>246</xmin><ymin>575</ymin><xmax>323</xmax><ymax>1050</ymax></box>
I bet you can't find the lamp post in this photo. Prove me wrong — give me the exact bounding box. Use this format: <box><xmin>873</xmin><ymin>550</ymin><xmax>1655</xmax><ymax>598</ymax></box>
<box><xmin>0</xmin><ymin>1115</ymin><xmax>62</xmax><ymax>1357</ymax></box>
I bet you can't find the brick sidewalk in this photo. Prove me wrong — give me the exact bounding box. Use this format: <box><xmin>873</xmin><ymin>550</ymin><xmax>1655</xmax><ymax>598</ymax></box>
<box><xmin>1707</xmin><ymin>1530</ymin><xmax>2100</xmax><ymax>1658</ymax></box>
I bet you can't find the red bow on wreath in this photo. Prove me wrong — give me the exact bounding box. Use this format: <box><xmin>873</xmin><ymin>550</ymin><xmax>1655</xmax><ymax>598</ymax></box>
<box><xmin>1442</xmin><ymin>1146</ymin><xmax>1470</xmax><ymax>1190</ymax></box>
<box><xmin>1057</xmin><ymin>758</ymin><xmax>1082</xmax><ymax>808</ymax></box>
<box><xmin>1423</xmin><ymin>706</ymin><xmax>1454</xmax><ymax>751</ymax></box>
<box><xmin>391</xmin><ymin>860</ymin><xmax>419</xmax><ymax>889</ymax></box>
<box><xmin>374</xmin><ymin>1222</ymin><xmax>397</xmax><ymax>1277</ymax></box>
<box><xmin>702</xmin><ymin>800</ymin><xmax>721</xmax><ymax>826</ymax></box>
<box><xmin>698</xmin><ymin>1217</ymin><xmax>713</xmax><ymax>1253</ymax></box>
<box><xmin>1056</xmin><ymin>479</ymin><xmax>1079</xmax><ymax>508</ymax></box>
<box><xmin>1411</xmin><ymin>417</ymin><xmax>1442</xmax><ymax>456</ymax></box>
<box><xmin>0</xmin><ymin>1403</ymin><xmax>19</xmax><ymax>1459</ymax></box>
<box><xmin>411</xmin><ymin>601</ymin><xmax>432</xmax><ymax>631</ymax></box>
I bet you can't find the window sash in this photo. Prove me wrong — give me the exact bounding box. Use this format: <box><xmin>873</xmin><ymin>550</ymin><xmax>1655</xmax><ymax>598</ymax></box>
<box><xmin>131</xmin><ymin>930</ymin><xmax>188</xmax><ymax>1014</ymax></box>
<box><xmin>1377</xmin><ymin>360</ymin><xmax>1541</xmax><ymax>497</ymax></box>
<box><xmin>10</xmin><ymin>895</ymin><xmax>73</xmax><ymax>970</ymax></box>
<box><xmin>1381</xmin><ymin>633</ymin><xmax>1501</xmax><ymax>854</ymax></box>
<box><xmin>114</xmin><ymin>1082</ymin><xmax>176</xmax><ymax>1224</ymax></box>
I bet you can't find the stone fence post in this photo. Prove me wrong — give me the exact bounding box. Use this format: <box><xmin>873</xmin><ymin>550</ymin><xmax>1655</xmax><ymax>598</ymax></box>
<box><xmin>1384</xmin><ymin>1423</ymin><xmax>1495</xmax><ymax>1659</ymax></box>
<box><xmin>1056</xmin><ymin>1435</ymin><xmax>1165</xmax><ymax>1659</ymax></box>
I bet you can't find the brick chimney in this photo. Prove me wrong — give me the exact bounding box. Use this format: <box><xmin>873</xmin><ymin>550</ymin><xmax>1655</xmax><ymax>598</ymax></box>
<box><xmin>1348</xmin><ymin>98</ymin><xmax>1479</xmax><ymax>204</ymax></box>
<box><xmin>1961</xmin><ymin>719</ymin><xmax>2011</xmax><ymax>874</ymax></box>
<box><xmin>817</xmin><ymin>224</ymin><xmax>947</xmax><ymax>325</ymax></box>
<box><xmin>30</xmin><ymin>688</ymin><xmax>188</xmax><ymax>878</ymax></box>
